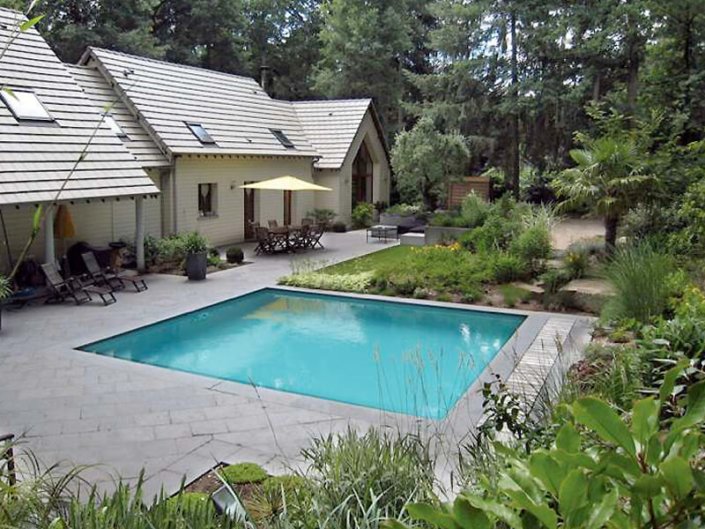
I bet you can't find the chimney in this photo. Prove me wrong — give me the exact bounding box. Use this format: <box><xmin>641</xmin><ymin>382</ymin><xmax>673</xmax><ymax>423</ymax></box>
<box><xmin>259</xmin><ymin>65</ymin><xmax>271</xmax><ymax>93</ymax></box>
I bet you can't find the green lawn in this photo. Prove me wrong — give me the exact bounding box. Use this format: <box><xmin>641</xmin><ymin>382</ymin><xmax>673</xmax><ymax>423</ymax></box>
<box><xmin>324</xmin><ymin>246</ymin><xmax>414</xmax><ymax>275</ymax></box>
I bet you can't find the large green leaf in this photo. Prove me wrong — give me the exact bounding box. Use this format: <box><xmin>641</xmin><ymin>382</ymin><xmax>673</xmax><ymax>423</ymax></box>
<box><xmin>504</xmin><ymin>489</ymin><xmax>557</xmax><ymax>529</ymax></box>
<box><xmin>381</xmin><ymin>520</ymin><xmax>409</xmax><ymax>529</ymax></box>
<box><xmin>19</xmin><ymin>14</ymin><xmax>44</xmax><ymax>32</ymax></box>
<box><xmin>671</xmin><ymin>380</ymin><xmax>705</xmax><ymax>432</ymax></box>
<box><xmin>406</xmin><ymin>503</ymin><xmax>458</xmax><ymax>529</ymax></box>
<box><xmin>631</xmin><ymin>398</ymin><xmax>659</xmax><ymax>448</ymax></box>
<box><xmin>585</xmin><ymin>487</ymin><xmax>618</xmax><ymax>529</ymax></box>
<box><xmin>660</xmin><ymin>456</ymin><xmax>694</xmax><ymax>499</ymax></box>
<box><xmin>658</xmin><ymin>362</ymin><xmax>687</xmax><ymax>403</ymax></box>
<box><xmin>464</xmin><ymin>494</ymin><xmax>523</xmax><ymax>529</ymax></box>
<box><xmin>558</xmin><ymin>470</ymin><xmax>588</xmax><ymax>518</ymax></box>
<box><xmin>572</xmin><ymin>398</ymin><xmax>636</xmax><ymax>457</ymax></box>
<box><xmin>452</xmin><ymin>497</ymin><xmax>491</xmax><ymax>529</ymax></box>
<box><xmin>555</xmin><ymin>423</ymin><xmax>581</xmax><ymax>453</ymax></box>
<box><xmin>529</xmin><ymin>452</ymin><xmax>564</xmax><ymax>497</ymax></box>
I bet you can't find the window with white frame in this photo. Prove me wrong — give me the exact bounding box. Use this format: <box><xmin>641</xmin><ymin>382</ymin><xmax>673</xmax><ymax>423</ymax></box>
<box><xmin>198</xmin><ymin>183</ymin><xmax>217</xmax><ymax>217</ymax></box>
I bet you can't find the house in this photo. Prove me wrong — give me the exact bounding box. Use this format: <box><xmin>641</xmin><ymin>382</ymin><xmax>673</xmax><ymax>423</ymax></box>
<box><xmin>74</xmin><ymin>48</ymin><xmax>390</xmax><ymax>246</ymax></box>
<box><xmin>0</xmin><ymin>8</ymin><xmax>159</xmax><ymax>273</ymax></box>
<box><xmin>0</xmin><ymin>7</ymin><xmax>390</xmax><ymax>273</ymax></box>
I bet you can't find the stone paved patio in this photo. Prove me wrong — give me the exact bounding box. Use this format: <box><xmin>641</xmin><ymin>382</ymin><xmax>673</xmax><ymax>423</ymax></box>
<box><xmin>0</xmin><ymin>230</ymin><xmax>591</xmax><ymax>498</ymax></box>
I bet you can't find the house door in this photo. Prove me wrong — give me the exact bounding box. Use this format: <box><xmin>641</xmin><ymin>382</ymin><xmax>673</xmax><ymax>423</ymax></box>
<box><xmin>244</xmin><ymin>186</ymin><xmax>256</xmax><ymax>239</ymax></box>
<box><xmin>284</xmin><ymin>190</ymin><xmax>292</xmax><ymax>225</ymax></box>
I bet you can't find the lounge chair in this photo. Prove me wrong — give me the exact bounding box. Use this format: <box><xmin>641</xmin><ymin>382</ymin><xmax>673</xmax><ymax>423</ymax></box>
<box><xmin>41</xmin><ymin>263</ymin><xmax>116</xmax><ymax>306</ymax></box>
<box><xmin>81</xmin><ymin>252</ymin><xmax>147</xmax><ymax>292</ymax></box>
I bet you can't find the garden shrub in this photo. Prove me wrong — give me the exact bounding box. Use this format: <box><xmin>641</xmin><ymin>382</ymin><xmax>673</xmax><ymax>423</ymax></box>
<box><xmin>221</xmin><ymin>462</ymin><xmax>268</xmax><ymax>485</ymax></box>
<box><xmin>183</xmin><ymin>231</ymin><xmax>208</xmax><ymax>254</ymax></box>
<box><xmin>331</xmin><ymin>221</ymin><xmax>347</xmax><ymax>232</ymax></box>
<box><xmin>564</xmin><ymin>244</ymin><xmax>590</xmax><ymax>279</ymax></box>
<box><xmin>278</xmin><ymin>271</ymin><xmax>373</xmax><ymax>292</ymax></box>
<box><xmin>351</xmin><ymin>202</ymin><xmax>374</xmax><ymax>228</ymax></box>
<box><xmin>498</xmin><ymin>284</ymin><xmax>531</xmax><ymax>307</ymax></box>
<box><xmin>207</xmin><ymin>247</ymin><xmax>221</xmax><ymax>267</ymax></box>
<box><xmin>511</xmin><ymin>224</ymin><xmax>552</xmax><ymax>272</ymax></box>
<box><xmin>301</xmin><ymin>428</ymin><xmax>436</xmax><ymax>526</ymax></box>
<box><xmin>306</xmin><ymin>208</ymin><xmax>337</xmax><ymax>227</ymax></box>
<box><xmin>225</xmin><ymin>246</ymin><xmax>244</xmax><ymax>264</ymax></box>
<box><xmin>248</xmin><ymin>475</ymin><xmax>314</xmax><ymax>527</ymax></box>
<box><xmin>460</xmin><ymin>192</ymin><xmax>490</xmax><ymax>227</ymax></box>
<box><xmin>490</xmin><ymin>253</ymin><xmax>527</xmax><ymax>283</ymax></box>
<box><xmin>385</xmin><ymin>203</ymin><xmax>421</xmax><ymax>216</ymax></box>
<box><xmin>602</xmin><ymin>243</ymin><xmax>678</xmax><ymax>323</ymax></box>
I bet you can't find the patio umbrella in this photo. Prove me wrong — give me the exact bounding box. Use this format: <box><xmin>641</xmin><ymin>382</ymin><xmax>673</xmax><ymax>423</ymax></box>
<box><xmin>239</xmin><ymin>175</ymin><xmax>331</xmax><ymax>192</ymax></box>
<box><xmin>240</xmin><ymin>176</ymin><xmax>332</xmax><ymax>225</ymax></box>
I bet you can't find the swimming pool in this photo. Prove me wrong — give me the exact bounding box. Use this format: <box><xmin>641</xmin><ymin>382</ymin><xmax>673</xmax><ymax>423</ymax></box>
<box><xmin>80</xmin><ymin>289</ymin><xmax>524</xmax><ymax>419</ymax></box>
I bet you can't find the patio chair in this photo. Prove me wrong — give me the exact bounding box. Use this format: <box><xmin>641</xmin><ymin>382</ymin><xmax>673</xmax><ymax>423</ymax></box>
<box><xmin>41</xmin><ymin>263</ymin><xmax>116</xmax><ymax>306</ymax></box>
<box><xmin>268</xmin><ymin>220</ymin><xmax>279</xmax><ymax>229</ymax></box>
<box><xmin>82</xmin><ymin>252</ymin><xmax>147</xmax><ymax>293</ymax></box>
<box><xmin>301</xmin><ymin>218</ymin><xmax>314</xmax><ymax>226</ymax></box>
<box><xmin>255</xmin><ymin>226</ymin><xmax>277</xmax><ymax>255</ymax></box>
<box><xmin>309</xmin><ymin>224</ymin><xmax>325</xmax><ymax>250</ymax></box>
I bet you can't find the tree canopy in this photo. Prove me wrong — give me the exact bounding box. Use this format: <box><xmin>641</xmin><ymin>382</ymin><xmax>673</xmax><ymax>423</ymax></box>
<box><xmin>2</xmin><ymin>0</ymin><xmax>704</xmax><ymax>196</ymax></box>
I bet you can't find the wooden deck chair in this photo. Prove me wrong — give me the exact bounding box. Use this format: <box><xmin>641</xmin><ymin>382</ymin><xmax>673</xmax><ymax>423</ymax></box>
<box><xmin>41</xmin><ymin>263</ymin><xmax>116</xmax><ymax>306</ymax></box>
<box><xmin>82</xmin><ymin>252</ymin><xmax>147</xmax><ymax>292</ymax></box>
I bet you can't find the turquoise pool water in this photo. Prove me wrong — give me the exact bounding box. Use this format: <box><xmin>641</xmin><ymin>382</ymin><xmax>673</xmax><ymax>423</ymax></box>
<box><xmin>80</xmin><ymin>289</ymin><xmax>524</xmax><ymax>419</ymax></box>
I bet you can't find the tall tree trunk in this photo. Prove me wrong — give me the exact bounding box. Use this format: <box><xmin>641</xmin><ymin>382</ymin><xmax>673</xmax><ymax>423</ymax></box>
<box><xmin>605</xmin><ymin>214</ymin><xmax>619</xmax><ymax>255</ymax></box>
<box><xmin>509</xmin><ymin>7</ymin><xmax>520</xmax><ymax>199</ymax></box>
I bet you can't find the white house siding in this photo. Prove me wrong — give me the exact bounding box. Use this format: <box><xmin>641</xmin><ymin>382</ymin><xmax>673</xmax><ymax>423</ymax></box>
<box><xmin>0</xmin><ymin>192</ymin><xmax>161</xmax><ymax>273</ymax></box>
<box><xmin>313</xmin><ymin>112</ymin><xmax>390</xmax><ymax>224</ymax></box>
<box><xmin>172</xmin><ymin>155</ymin><xmax>316</xmax><ymax>246</ymax></box>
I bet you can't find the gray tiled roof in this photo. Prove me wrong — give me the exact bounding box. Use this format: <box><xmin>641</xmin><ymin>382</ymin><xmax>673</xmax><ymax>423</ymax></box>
<box><xmin>67</xmin><ymin>64</ymin><xmax>169</xmax><ymax>168</ymax></box>
<box><xmin>292</xmin><ymin>99</ymin><xmax>374</xmax><ymax>169</ymax></box>
<box><xmin>0</xmin><ymin>8</ymin><xmax>159</xmax><ymax>205</ymax></box>
<box><xmin>83</xmin><ymin>48</ymin><xmax>320</xmax><ymax>159</ymax></box>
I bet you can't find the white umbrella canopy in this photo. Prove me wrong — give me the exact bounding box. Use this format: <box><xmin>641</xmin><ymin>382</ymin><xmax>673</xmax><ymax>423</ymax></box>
<box><xmin>239</xmin><ymin>175</ymin><xmax>331</xmax><ymax>192</ymax></box>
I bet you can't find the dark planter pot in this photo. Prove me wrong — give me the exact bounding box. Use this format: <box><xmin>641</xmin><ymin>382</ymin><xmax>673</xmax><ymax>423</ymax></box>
<box><xmin>185</xmin><ymin>251</ymin><xmax>207</xmax><ymax>280</ymax></box>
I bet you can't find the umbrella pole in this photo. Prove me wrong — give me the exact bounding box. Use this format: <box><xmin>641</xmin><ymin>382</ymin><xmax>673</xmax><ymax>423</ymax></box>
<box><xmin>0</xmin><ymin>209</ymin><xmax>13</xmax><ymax>271</ymax></box>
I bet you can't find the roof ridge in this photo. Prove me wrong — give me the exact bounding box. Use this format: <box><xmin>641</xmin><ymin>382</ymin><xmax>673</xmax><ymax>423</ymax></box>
<box><xmin>291</xmin><ymin>98</ymin><xmax>372</xmax><ymax>105</ymax></box>
<box><xmin>87</xmin><ymin>47</ymin><xmax>261</xmax><ymax>86</ymax></box>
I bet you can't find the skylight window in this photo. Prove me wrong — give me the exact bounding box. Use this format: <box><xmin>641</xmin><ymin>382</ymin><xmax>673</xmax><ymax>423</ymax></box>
<box><xmin>186</xmin><ymin>122</ymin><xmax>216</xmax><ymax>145</ymax></box>
<box><xmin>104</xmin><ymin>114</ymin><xmax>128</xmax><ymax>139</ymax></box>
<box><xmin>0</xmin><ymin>89</ymin><xmax>53</xmax><ymax>121</ymax></box>
<box><xmin>270</xmin><ymin>129</ymin><xmax>295</xmax><ymax>149</ymax></box>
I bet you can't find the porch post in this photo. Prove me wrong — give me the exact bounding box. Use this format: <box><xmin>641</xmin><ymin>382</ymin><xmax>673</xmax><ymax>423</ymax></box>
<box><xmin>135</xmin><ymin>196</ymin><xmax>145</xmax><ymax>272</ymax></box>
<box><xmin>43</xmin><ymin>204</ymin><xmax>55</xmax><ymax>265</ymax></box>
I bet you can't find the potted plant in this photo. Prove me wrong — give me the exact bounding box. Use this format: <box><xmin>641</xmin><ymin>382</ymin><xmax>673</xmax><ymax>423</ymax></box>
<box><xmin>0</xmin><ymin>275</ymin><xmax>11</xmax><ymax>332</ymax></box>
<box><xmin>183</xmin><ymin>232</ymin><xmax>208</xmax><ymax>280</ymax></box>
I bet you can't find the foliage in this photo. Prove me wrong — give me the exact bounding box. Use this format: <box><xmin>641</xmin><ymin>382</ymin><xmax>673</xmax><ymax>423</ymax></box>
<box><xmin>490</xmin><ymin>253</ymin><xmax>527</xmax><ymax>284</ymax></box>
<box><xmin>225</xmin><ymin>246</ymin><xmax>244</xmax><ymax>264</ymax></box>
<box><xmin>563</xmin><ymin>246</ymin><xmax>590</xmax><ymax>280</ymax></box>
<box><xmin>307</xmin><ymin>208</ymin><xmax>337</xmax><ymax>227</ymax></box>
<box><xmin>563</xmin><ymin>344</ymin><xmax>647</xmax><ymax>411</ymax></box>
<box><xmin>391</xmin><ymin>117</ymin><xmax>470</xmax><ymax>209</ymax></box>
<box><xmin>0</xmin><ymin>275</ymin><xmax>11</xmax><ymax>300</ymax></box>
<box><xmin>0</xmin><ymin>447</ymin><xmax>236</xmax><ymax>529</ymax></box>
<box><xmin>331</xmin><ymin>221</ymin><xmax>347</xmax><ymax>233</ymax></box>
<box><xmin>498</xmin><ymin>284</ymin><xmax>531</xmax><ymax>308</ymax></box>
<box><xmin>387</xmin><ymin>368</ymin><xmax>705</xmax><ymax>529</ymax></box>
<box><xmin>278</xmin><ymin>271</ymin><xmax>374</xmax><ymax>293</ymax></box>
<box><xmin>351</xmin><ymin>202</ymin><xmax>374</xmax><ymax>228</ymax></box>
<box><xmin>183</xmin><ymin>232</ymin><xmax>208</xmax><ymax>254</ymax></box>
<box><xmin>302</xmin><ymin>428</ymin><xmax>436</xmax><ymax>527</ymax></box>
<box><xmin>510</xmin><ymin>226</ymin><xmax>551</xmax><ymax>273</ymax></box>
<box><xmin>385</xmin><ymin>203</ymin><xmax>421</xmax><ymax>217</ymax></box>
<box><xmin>248</xmin><ymin>475</ymin><xmax>314</xmax><ymax>528</ymax></box>
<box><xmin>459</xmin><ymin>193</ymin><xmax>490</xmax><ymax>228</ymax></box>
<box><xmin>602</xmin><ymin>243</ymin><xmax>679</xmax><ymax>323</ymax></box>
<box><xmin>221</xmin><ymin>462</ymin><xmax>268</xmax><ymax>485</ymax></box>
<box><xmin>553</xmin><ymin>134</ymin><xmax>652</xmax><ymax>252</ymax></box>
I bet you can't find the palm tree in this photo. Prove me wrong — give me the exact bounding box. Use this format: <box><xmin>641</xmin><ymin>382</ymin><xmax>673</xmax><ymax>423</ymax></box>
<box><xmin>553</xmin><ymin>135</ymin><xmax>652</xmax><ymax>253</ymax></box>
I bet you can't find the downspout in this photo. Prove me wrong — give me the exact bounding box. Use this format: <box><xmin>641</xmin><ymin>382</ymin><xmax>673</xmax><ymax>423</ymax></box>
<box><xmin>171</xmin><ymin>158</ymin><xmax>178</xmax><ymax>234</ymax></box>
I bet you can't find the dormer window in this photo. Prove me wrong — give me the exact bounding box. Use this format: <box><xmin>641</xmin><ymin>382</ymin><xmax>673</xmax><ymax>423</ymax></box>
<box><xmin>104</xmin><ymin>114</ymin><xmax>128</xmax><ymax>139</ymax></box>
<box><xmin>186</xmin><ymin>122</ymin><xmax>216</xmax><ymax>145</ymax></box>
<box><xmin>1</xmin><ymin>89</ymin><xmax>53</xmax><ymax>121</ymax></box>
<box><xmin>270</xmin><ymin>128</ymin><xmax>294</xmax><ymax>149</ymax></box>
